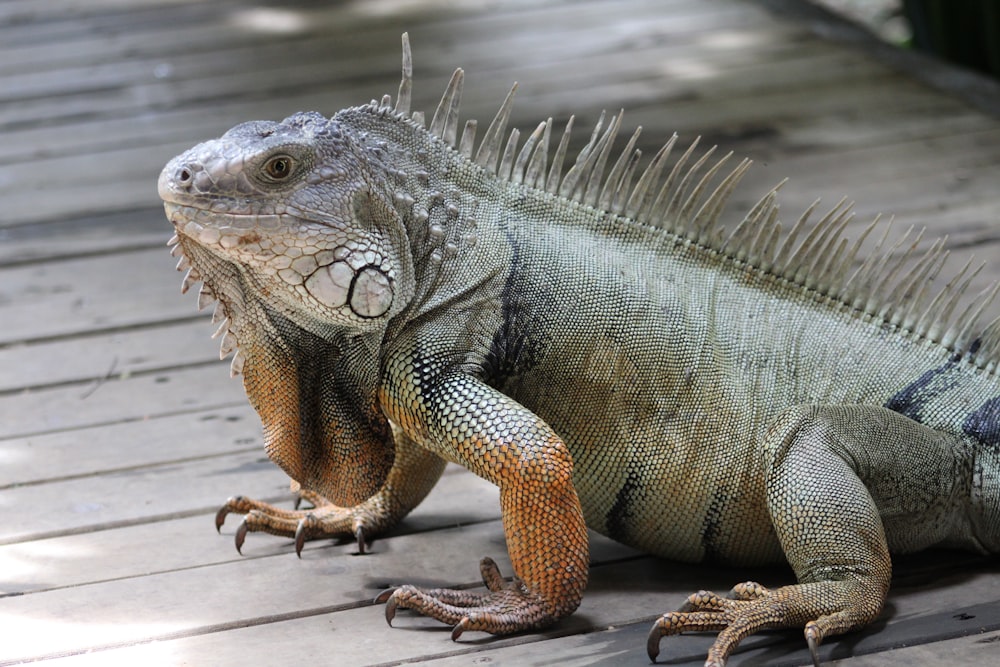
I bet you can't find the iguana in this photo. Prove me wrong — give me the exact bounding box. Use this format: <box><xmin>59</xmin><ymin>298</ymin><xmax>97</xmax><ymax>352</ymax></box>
<box><xmin>157</xmin><ymin>34</ymin><xmax>1000</xmax><ymax>666</ymax></box>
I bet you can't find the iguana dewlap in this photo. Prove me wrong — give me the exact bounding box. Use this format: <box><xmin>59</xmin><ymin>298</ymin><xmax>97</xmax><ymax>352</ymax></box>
<box><xmin>158</xmin><ymin>34</ymin><xmax>1000</xmax><ymax>666</ymax></box>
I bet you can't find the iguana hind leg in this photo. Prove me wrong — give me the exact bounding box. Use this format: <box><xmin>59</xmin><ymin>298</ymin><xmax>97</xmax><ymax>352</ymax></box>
<box><xmin>215</xmin><ymin>430</ymin><xmax>447</xmax><ymax>555</ymax></box>
<box><xmin>649</xmin><ymin>404</ymin><xmax>975</xmax><ymax>666</ymax></box>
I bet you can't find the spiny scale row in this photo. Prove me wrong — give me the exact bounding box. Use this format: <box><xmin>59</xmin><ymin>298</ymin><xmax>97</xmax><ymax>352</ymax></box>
<box><xmin>169</xmin><ymin>234</ymin><xmax>246</xmax><ymax>376</ymax></box>
<box><xmin>376</xmin><ymin>32</ymin><xmax>1000</xmax><ymax>370</ymax></box>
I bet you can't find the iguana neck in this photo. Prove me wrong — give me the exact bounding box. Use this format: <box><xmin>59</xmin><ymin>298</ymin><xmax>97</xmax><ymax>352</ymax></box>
<box><xmin>335</xmin><ymin>106</ymin><xmax>510</xmax><ymax>330</ymax></box>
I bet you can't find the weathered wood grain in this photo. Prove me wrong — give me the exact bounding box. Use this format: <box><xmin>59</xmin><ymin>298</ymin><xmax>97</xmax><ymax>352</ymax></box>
<box><xmin>0</xmin><ymin>463</ymin><xmax>499</xmax><ymax>591</ymax></box>
<box><xmin>0</xmin><ymin>248</ymin><xmax>197</xmax><ymax>345</ymax></box>
<box><xmin>0</xmin><ymin>404</ymin><xmax>259</xmax><ymax>488</ymax></box>
<box><xmin>0</xmin><ymin>319</ymin><xmax>222</xmax><ymax>394</ymax></box>
<box><xmin>2</xmin><ymin>0</ymin><xmax>999</xmax><ymax>665</ymax></box>
<box><xmin>0</xmin><ymin>364</ymin><xmax>246</xmax><ymax>440</ymax></box>
<box><xmin>8</xmin><ymin>554</ymin><xmax>997</xmax><ymax>666</ymax></box>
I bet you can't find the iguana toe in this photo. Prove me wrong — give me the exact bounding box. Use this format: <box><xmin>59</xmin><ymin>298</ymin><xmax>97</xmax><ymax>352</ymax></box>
<box><xmin>380</xmin><ymin>584</ymin><xmax>553</xmax><ymax>636</ymax></box>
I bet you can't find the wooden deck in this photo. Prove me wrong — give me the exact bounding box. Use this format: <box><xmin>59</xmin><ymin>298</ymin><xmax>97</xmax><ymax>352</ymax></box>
<box><xmin>2</xmin><ymin>0</ymin><xmax>1000</xmax><ymax>664</ymax></box>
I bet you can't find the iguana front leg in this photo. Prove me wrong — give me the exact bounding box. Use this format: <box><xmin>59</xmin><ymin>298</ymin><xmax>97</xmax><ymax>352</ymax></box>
<box><xmin>215</xmin><ymin>429</ymin><xmax>446</xmax><ymax>554</ymax></box>
<box><xmin>378</xmin><ymin>368</ymin><xmax>590</xmax><ymax>636</ymax></box>
<box><xmin>648</xmin><ymin>404</ymin><xmax>975</xmax><ymax>666</ymax></box>
<box><xmin>214</xmin><ymin>320</ymin><xmax>447</xmax><ymax>555</ymax></box>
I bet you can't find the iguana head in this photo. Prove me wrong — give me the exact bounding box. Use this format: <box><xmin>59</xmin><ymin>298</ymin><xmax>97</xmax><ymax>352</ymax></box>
<box><xmin>158</xmin><ymin>110</ymin><xmax>414</xmax><ymax>332</ymax></box>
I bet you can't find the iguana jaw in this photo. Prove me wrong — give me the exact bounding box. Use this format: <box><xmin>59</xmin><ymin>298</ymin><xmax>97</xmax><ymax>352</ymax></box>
<box><xmin>163</xmin><ymin>198</ymin><xmax>399</xmax><ymax>326</ymax></box>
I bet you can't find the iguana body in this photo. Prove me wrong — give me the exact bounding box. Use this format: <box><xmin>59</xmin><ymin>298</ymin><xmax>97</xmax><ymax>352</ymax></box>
<box><xmin>158</xmin><ymin>35</ymin><xmax>1000</xmax><ymax>666</ymax></box>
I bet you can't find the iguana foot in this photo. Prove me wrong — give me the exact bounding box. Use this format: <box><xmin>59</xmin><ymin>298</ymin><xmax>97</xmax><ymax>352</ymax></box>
<box><xmin>215</xmin><ymin>492</ymin><xmax>370</xmax><ymax>556</ymax></box>
<box><xmin>376</xmin><ymin>556</ymin><xmax>556</xmax><ymax>638</ymax></box>
<box><xmin>646</xmin><ymin>580</ymin><xmax>864</xmax><ymax>667</ymax></box>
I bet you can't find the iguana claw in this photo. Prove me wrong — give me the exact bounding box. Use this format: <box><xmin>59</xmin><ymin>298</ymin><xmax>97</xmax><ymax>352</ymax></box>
<box><xmin>294</xmin><ymin>518</ymin><xmax>308</xmax><ymax>558</ymax></box>
<box><xmin>805</xmin><ymin>622</ymin><xmax>823</xmax><ymax>667</ymax></box>
<box><xmin>646</xmin><ymin>583</ymin><xmax>772</xmax><ymax>666</ymax></box>
<box><xmin>646</xmin><ymin>622</ymin><xmax>662</xmax><ymax>662</ymax></box>
<box><xmin>234</xmin><ymin>518</ymin><xmax>249</xmax><ymax>555</ymax></box>
<box><xmin>215</xmin><ymin>495</ymin><xmax>244</xmax><ymax>532</ymax></box>
<box><xmin>215</xmin><ymin>507</ymin><xmax>228</xmax><ymax>533</ymax></box>
<box><xmin>375</xmin><ymin>588</ymin><xmax>399</xmax><ymax>624</ymax></box>
<box><xmin>646</xmin><ymin>580</ymin><xmax>862</xmax><ymax>666</ymax></box>
<box><xmin>450</xmin><ymin>617</ymin><xmax>470</xmax><ymax>640</ymax></box>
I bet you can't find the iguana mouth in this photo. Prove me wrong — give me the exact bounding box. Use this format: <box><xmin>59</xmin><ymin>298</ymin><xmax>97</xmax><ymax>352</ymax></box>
<box><xmin>164</xmin><ymin>202</ymin><xmax>287</xmax><ymax>241</ymax></box>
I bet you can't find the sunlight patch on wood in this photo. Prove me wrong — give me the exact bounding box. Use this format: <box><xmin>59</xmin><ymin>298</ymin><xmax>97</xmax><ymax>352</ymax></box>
<box><xmin>0</xmin><ymin>613</ymin><xmax>188</xmax><ymax>663</ymax></box>
<box><xmin>227</xmin><ymin>8</ymin><xmax>310</xmax><ymax>35</ymax></box>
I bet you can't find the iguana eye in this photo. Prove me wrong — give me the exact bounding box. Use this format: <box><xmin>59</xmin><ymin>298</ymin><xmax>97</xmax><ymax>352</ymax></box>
<box><xmin>263</xmin><ymin>155</ymin><xmax>294</xmax><ymax>181</ymax></box>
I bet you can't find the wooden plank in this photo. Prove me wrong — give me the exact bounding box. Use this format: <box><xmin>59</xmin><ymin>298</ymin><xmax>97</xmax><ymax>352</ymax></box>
<box><xmin>5</xmin><ymin>65</ymin><xmax>991</xmax><ymax>228</ymax></box>
<box><xmin>0</xmin><ymin>27</ymin><xmax>814</xmax><ymax>162</ymax></box>
<box><xmin>0</xmin><ymin>464</ymin><xmax>499</xmax><ymax>592</ymax></box>
<box><xmin>743</xmin><ymin>128</ymin><xmax>1000</xmax><ymax>202</ymax></box>
<box><xmin>0</xmin><ymin>0</ymin><xmax>762</xmax><ymax>106</ymax></box>
<box><xmin>0</xmin><ymin>88</ymin><xmax>980</xmax><ymax>228</ymax></box>
<box><xmin>0</xmin><ymin>248</ymin><xmax>196</xmax><ymax>345</ymax></box>
<box><xmin>408</xmin><ymin>596</ymin><xmax>1000</xmax><ymax>667</ymax></box>
<box><xmin>8</xmin><ymin>65</ymin><xmax>987</xmax><ymax>169</ymax></box>
<box><xmin>0</xmin><ymin>363</ymin><xmax>244</xmax><ymax>440</ymax></box>
<box><xmin>0</xmin><ymin>2</ymin><xmax>241</xmax><ymax>73</ymax></box>
<box><xmin>0</xmin><ymin>528</ymin><xmax>680</xmax><ymax>665</ymax></box>
<box><xmin>0</xmin><ymin>404</ymin><xmax>259</xmax><ymax>487</ymax></box>
<box><xmin>0</xmin><ymin>209</ymin><xmax>167</xmax><ymax>267</ymax></box>
<box><xmin>5</xmin><ymin>0</ymin><xmax>995</xmax><ymax>230</ymax></box>
<box><xmin>5</xmin><ymin>104</ymin><xmax>997</xmax><ymax>227</ymax></box>
<box><xmin>0</xmin><ymin>0</ymin><xmax>759</xmax><ymax>85</ymax></box>
<box><xmin>21</xmin><ymin>620</ymin><xmax>1000</xmax><ymax>667</ymax></box>
<box><xmin>0</xmin><ymin>176</ymin><xmax>178</xmax><ymax>227</ymax></box>
<box><xmin>829</xmin><ymin>630</ymin><xmax>1000</xmax><ymax>665</ymax></box>
<box><xmin>0</xmin><ymin>449</ymin><xmax>282</xmax><ymax>544</ymax></box>
<box><xmin>0</xmin><ymin>0</ymin><xmax>205</xmax><ymax>23</ymax></box>
<box><xmin>0</xmin><ymin>3</ymin><xmax>877</xmax><ymax>227</ymax></box>
<box><xmin>0</xmin><ymin>519</ymin><xmax>525</xmax><ymax>663</ymax></box>
<box><xmin>0</xmin><ymin>29</ymin><xmax>819</xmax><ymax>174</ymax></box>
<box><xmin>10</xmin><ymin>552</ymin><xmax>998</xmax><ymax>666</ymax></box>
<box><xmin>0</xmin><ymin>319</ymin><xmax>222</xmax><ymax>394</ymax></box>
<box><xmin>733</xmin><ymin>147</ymin><xmax>1000</xmax><ymax>234</ymax></box>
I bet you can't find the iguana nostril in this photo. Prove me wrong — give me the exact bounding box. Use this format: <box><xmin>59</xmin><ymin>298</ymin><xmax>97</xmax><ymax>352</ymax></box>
<box><xmin>177</xmin><ymin>167</ymin><xmax>192</xmax><ymax>184</ymax></box>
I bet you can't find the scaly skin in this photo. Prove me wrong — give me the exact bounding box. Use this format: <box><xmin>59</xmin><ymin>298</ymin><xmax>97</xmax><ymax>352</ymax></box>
<box><xmin>159</xmin><ymin>36</ymin><xmax>1000</xmax><ymax>665</ymax></box>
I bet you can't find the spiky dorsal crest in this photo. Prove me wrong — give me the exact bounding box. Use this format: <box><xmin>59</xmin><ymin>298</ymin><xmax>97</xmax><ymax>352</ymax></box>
<box><xmin>366</xmin><ymin>33</ymin><xmax>1000</xmax><ymax>371</ymax></box>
